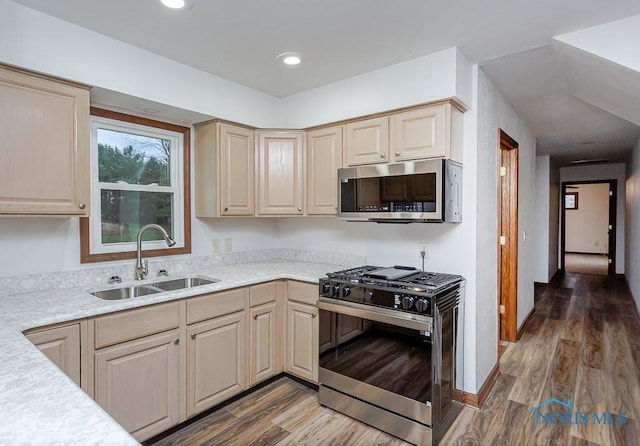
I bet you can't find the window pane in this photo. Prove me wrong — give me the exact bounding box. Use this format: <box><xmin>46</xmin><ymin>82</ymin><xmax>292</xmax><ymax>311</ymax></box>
<box><xmin>100</xmin><ymin>190</ymin><xmax>173</xmax><ymax>244</ymax></box>
<box><xmin>97</xmin><ymin>128</ymin><xmax>171</xmax><ymax>186</ymax></box>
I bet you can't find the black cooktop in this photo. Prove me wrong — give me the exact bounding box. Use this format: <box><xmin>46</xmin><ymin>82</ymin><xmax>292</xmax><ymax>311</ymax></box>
<box><xmin>325</xmin><ymin>265</ymin><xmax>462</xmax><ymax>293</ymax></box>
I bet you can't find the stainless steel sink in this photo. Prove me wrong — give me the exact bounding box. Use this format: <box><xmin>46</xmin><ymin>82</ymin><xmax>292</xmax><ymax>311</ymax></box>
<box><xmin>151</xmin><ymin>276</ymin><xmax>220</xmax><ymax>292</ymax></box>
<box><xmin>91</xmin><ymin>276</ymin><xmax>220</xmax><ymax>300</ymax></box>
<box><xmin>91</xmin><ymin>285</ymin><xmax>161</xmax><ymax>300</ymax></box>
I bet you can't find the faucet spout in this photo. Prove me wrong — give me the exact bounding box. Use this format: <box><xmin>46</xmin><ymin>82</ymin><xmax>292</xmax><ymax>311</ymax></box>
<box><xmin>135</xmin><ymin>224</ymin><xmax>176</xmax><ymax>280</ymax></box>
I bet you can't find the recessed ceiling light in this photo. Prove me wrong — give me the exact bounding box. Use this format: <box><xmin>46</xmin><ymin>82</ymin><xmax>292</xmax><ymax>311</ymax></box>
<box><xmin>134</xmin><ymin>105</ymin><xmax>160</xmax><ymax>114</ymax></box>
<box><xmin>276</xmin><ymin>52</ymin><xmax>302</xmax><ymax>66</ymax></box>
<box><xmin>161</xmin><ymin>0</ymin><xmax>185</xmax><ymax>8</ymax></box>
<box><xmin>571</xmin><ymin>158</ymin><xmax>608</xmax><ymax>165</ymax></box>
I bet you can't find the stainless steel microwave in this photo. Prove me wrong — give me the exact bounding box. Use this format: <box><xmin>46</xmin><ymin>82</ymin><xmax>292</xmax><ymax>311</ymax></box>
<box><xmin>338</xmin><ymin>159</ymin><xmax>462</xmax><ymax>223</ymax></box>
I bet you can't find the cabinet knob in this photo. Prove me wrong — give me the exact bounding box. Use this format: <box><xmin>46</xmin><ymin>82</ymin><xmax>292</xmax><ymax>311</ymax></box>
<box><xmin>191</xmin><ymin>334</ymin><xmax>196</xmax><ymax>340</ymax></box>
<box><xmin>312</xmin><ymin>312</ymin><xmax>317</xmax><ymax>318</ymax></box>
<box><xmin>174</xmin><ymin>338</ymin><xmax>180</xmax><ymax>345</ymax></box>
<box><xmin>298</xmin><ymin>207</ymin><xmax>302</xmax><ymax>212</ymax></box>
<box><xmin>224</xmin><ymin>207</ymin><xmax>228</xmax><ymax>212</ymax></box>
<box><xmin>79</xmin><ymin>202</ymin><xmax>86</xmax><ymax>210</ymax></box>
<box><xmin>395</xmin><ymin>152</ymin><xmax>400</xmax><ymax>156</ymax></box>
<box><xmin>253</xmin><ymin>314</ymin><xmax>258</xmax><ymax>320</ymax></box>
<box><xmin>380</xmin><ymin>153</ymin><xmax>386</xmax><ymax>158</ymax></box>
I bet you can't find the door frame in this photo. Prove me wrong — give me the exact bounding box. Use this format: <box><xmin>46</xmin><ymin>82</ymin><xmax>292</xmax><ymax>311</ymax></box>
<box><xmin>560</xmin><ymin>180</ymin><xmax>617</xmax><ymax>276</ymax></box>
<box><xmin>497</xmin><ymin>130</ymin><xmax>518</xmax><ymax>343</ymax></box>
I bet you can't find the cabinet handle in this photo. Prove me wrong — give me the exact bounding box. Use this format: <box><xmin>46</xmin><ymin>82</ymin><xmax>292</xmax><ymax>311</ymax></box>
<box><xmin>174</xmin><ymin>338</ymin><xmax>180</xmax><ymax>345</ymax></box>
<box><xmin>253</xmin><ymin>314</ymin><xmax>258</xmax><ymax>320</ymax></box>
<box><xmin>190</xmin><ymin>334</ymin><xmax>196</xmax><ymax>340</ymax></box>
<box><xmin>380</xmin><ymin>153</ymin><xmax>386</xmax><ymax>158</ymax></box>
<box><xmin>312</xmin><ymin>312</ymin><xmax>317</xmax><ymax>318</ymax></box>
<box><xmin>79</xmin><ymin>202</ymin><xmax>86</xmax><ymax>210</ymax></box>
<box><xmin>395</xmin><ymin>152</ymin><xmax>400</xmax><ymax>156</ymax></box>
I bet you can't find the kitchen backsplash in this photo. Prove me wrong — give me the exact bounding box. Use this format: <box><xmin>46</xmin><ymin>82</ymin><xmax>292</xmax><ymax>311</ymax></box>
<box><xmin>0</xmin><ymin>249</ymin><xmax>365</xmax><ymax>298</ymax></box>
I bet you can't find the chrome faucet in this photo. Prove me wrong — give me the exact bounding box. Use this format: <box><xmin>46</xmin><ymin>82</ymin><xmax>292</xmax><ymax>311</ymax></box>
<box><xmin>135</xmin><ymin>224</ymin><xmax>176</xmax><ymax>280</ymax></box>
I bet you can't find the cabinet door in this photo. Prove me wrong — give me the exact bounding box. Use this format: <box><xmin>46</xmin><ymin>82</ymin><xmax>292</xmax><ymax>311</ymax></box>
<box><xmin>257</xmin><ymin>131</ymin><xmax>304</xmax><ymax>215</ymax></box>
<box><xmin>187</xmin><ymin>311</ymin><xmax>246</xmax><ymax>416</ymax></box>
<box><xmin>307</xmin><ymin>126</ymin><xmax>342</xmax><ymax>215</ymax></box>
<box><xmin>219</xmin><ymin>123</ymin><xmax>255</xmax><ymax>216</ymax></box>
<box><xmin>345</xmin><ymin>117</ymin><xmax>389</xmax><ymax>166</ymax></box>
<box><xmin>26</xmin><ymin>324</ymin><xmax>81</xmax><ymax>386</ymax></box>
<box><xmin>0</xmin><ymin>65</ymin><xmax>89</xmax><ymax>215</ymax></box>
<box><xmin>94</xmin><ymin>330</ymin><xmax>180</xmax><ymax>441</ymax></box>
<box><xmin>391</xmin><ymin>105</ymin><xmax>446</xmax><ymax>162</ymax></box>
<box><xmin>249</xmin><ymin>302</ymin><xmax>277</xmax><ymax>386</ymax></box>
<box><xmin>286</xmin><ymin>301</ymin><xmax>318</xmax><ymax>383</ymax></box>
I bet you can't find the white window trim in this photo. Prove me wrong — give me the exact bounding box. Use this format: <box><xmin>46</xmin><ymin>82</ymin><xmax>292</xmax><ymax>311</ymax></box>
<box><xmin>89</xmin><ymin>116</ymin><xmax>185</xmax><ymax>255</ymax></box>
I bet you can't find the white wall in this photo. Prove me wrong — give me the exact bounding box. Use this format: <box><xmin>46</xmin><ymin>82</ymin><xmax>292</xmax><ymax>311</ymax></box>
<box><xmin>626</xmin><ymin>137</ymin><xmax>640</xmax><ymax>308</ymax></box>
<box><xmin>548</xmin><ymin>157</ymin><xmax>560</xmax><ymax>281</ymax></box>
<box><xmin>565</xmin><ymin>183</ymin><xmax>610</xmax><ymax>254</ymax></box>
<box><xmin>534</xmin><ymin>155</ymin><xmax>561</xmax><ymax>283</ymax></box>
<box><xmin>0</xmin><ymin>0</ymin><xmax>280</xmax><ymax>128</ymax></box>
<box><xmin>474</xmin><ymin>69</ymin><xmax>536</xmax><ymax>384</ymax></box>
<box><xmin>560</xmin><ymin>163</ymin><xmax>626</xmax><ymax>274</ymax></box>
<box><xmin>280</xmin><ymin>48</ymin><xmax>471</xmax><ymax>128</ymax></box>
<box><xmin>535</xmin><ymin>156</ymin><xmax>551</xmax><ymax>282</ymax></box>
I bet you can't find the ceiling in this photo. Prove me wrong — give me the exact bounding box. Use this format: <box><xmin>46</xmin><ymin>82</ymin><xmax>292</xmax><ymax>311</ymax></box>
<box><xmin>10</xmin><ymin>0</ymin><xmax>640</xmax><ymax>165</ymax></box>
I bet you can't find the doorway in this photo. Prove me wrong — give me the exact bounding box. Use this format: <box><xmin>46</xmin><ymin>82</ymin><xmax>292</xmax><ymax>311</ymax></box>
<box><xmin>498</xmin><ymin>130</ymin><xmax>518</xmax><ymax>343</ymax></box>
<box><xmin>561</xmin><ymin>180</ymin><xmax>616</xmax><ymax>276</ymax></box>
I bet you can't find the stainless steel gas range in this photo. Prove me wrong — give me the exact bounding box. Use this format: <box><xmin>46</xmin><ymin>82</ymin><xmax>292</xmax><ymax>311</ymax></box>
<box><xmin>317</xmin><ymin>265</ymin><xmax>465</xmax><ymax>446</ymax></box>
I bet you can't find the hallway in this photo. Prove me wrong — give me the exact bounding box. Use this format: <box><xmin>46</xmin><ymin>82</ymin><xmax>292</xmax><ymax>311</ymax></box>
<box><xmin>443</xmin><ymin>272</ymin><xmax>640</xmax><ymax>445</ymax></box>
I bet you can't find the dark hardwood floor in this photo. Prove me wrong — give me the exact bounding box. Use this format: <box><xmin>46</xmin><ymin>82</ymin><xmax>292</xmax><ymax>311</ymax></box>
<box><xmin>149</xmin><ymin>272</ymin><xmax>640</xmax><ymax>446</ymax></box>
<box><xmin>442</xmin><ymin>272</ymin><xmax>640</xmax><ymax>445</ymax></box>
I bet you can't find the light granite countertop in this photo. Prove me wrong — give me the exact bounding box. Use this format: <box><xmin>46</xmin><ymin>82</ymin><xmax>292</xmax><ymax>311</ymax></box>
<box><xmin>0</xmin><ymin>260</ymin><xmax>340</xmax><ymax>446</ymax></box>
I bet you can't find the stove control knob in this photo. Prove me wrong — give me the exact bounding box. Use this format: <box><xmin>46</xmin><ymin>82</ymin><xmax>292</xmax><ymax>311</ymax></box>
<box><xmin>332</xmin><ymin>284</ymin><xmax>341</xmax><ymax>297</ymax></box>
<box><xmin>342</xmin><ymin>286</ymin><xmax>351</xmax><ymax>297</ymax></box>
<box><xmin>321</xmin><ymin>283</ymin><xmax>331</xmax><ymax>295</ymax></box>
<box><xmin>416</xmin><ymin>298</ymin><xmax>430</xmax><ymax>313</ymax></box>
<box><xmin>401</xmin><ymin>295</ymin><xmax>415</xmax><ymax>310</ymax></box>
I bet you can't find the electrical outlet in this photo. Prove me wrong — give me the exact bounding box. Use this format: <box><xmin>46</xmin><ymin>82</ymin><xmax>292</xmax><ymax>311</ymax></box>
<box><xmin>224</xmin><ymin>237</ymin><xmax>232</xmax><ymax>252</ymax></box>
<box><xmin>418</xmin><ymin>241</ymin><xmax>429</xmax><ymax>259</ymax></box>
<box><xmin>211</xmin><ymin>238</ymin><xmax>220</xmax><ymax>253</ymax></box>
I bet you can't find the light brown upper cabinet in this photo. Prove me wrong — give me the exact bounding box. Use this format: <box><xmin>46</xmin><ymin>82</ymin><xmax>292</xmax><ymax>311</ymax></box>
<box><xmin>345</xmin><ymin>101</ymin><xmax>464</xmax><ymax>166</ymax></box>
<box><xmin>195</xmin><ymin>121</ymin><xmax>255</xmax><ymax>217</ymax></box>
<box><xmin>306</xmin><ymin>126</ymin><xmax>343</xmax><ymax>215</ymax></box>
<box><xmin>0</xmin><ymin>64</ymin><xmax>90</xmax><ymax>215</ymax></box>
<box><xmin>257</xmin><ymin>131</ymin><xmax>305</xmax><ymax>215</ymax></box>
<box><xmin>391</xmin><ymin>102</ymin><xmax>463</xmax><ymax>163</ymax></box>
<box><xmin>345</xmin><ymin>116</ymin><xmax>389</xmax><ymax>166</ymax></box>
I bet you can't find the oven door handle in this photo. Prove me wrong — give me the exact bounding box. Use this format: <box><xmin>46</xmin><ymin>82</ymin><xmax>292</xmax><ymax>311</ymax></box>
<box><xmin>318</xmin><ymin>298</ymin><xmax>432</xmax><ymax>332</ymax></box>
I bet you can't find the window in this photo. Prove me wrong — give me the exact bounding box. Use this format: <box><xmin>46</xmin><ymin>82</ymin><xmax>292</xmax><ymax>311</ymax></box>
<box><xmin>565</xmin><ymin>192</ymin><xmax>579</xmax><ymax>210</ymax></box>
<box><xmin>80</xmin><ymin>108</ymin><xmax>191</xmax><ymax>263</ymax></box>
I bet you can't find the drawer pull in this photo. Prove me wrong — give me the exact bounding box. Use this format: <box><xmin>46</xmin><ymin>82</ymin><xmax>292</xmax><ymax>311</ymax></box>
<box><xmin>191</xmin><ymin>334</ymin><xmax>196</xmax><ymax>340</ymax></box>
<box><xmin>174</xmin><ymin>338</ymin><xmax>180</xmax><ymax>345</ymax></box>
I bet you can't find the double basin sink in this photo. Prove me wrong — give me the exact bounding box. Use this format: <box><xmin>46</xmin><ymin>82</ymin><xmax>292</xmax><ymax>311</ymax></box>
<box><xmin>91</xmin><ymin>276</ymin><xmax>220</xmax><ymax>300</ymax></box>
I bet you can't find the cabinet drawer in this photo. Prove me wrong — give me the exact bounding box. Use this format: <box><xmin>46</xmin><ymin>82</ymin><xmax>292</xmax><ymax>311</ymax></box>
<box><xmin>287</xmin><ymin>281</ymin><xmax>318</xmax><ymax>305</ymax></box>
<box><xmin>249</xmin><ymin>282</ymin><xmax>276</xmax><ymax>307</ymax></box>
<box><xmin>94</xmin><ymin>302</ymin><xmax>180</xmax><ymax>349</ymax></box>
<box><xmin>187</xmin><ymin>288</ymin><xmax>247</xmax><ymax>325</ymax></box>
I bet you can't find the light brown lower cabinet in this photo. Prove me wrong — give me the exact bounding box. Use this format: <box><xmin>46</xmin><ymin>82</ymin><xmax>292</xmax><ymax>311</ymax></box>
<box><xmin>94</xmin><ymin>329</ymin><xmax>181</xmax><ymax>441</ymax></box>
<box><xmin>79</xmin><ymin>280</ymin><xmax>320</xmax><ymax>440</ymax></box>
<box><xmin>249</xmin><ymin>302</ymin><xmax>277</xmax><ymax>386</ymax></box>
<box><xmin>187</xmin><ymin>310</ymin><xmax>246</xmax><ymax>417</ymax></box>
<box><xmin>25</xmin><ymin>323</ymin><xmax>82</xmax><ymax>386</ymax></box>
<box><xmin>286</xmin><ymin>301</ymin><xmax>319</xmax><ymax>383</ymax></box>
